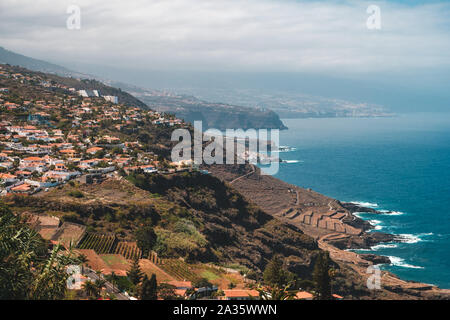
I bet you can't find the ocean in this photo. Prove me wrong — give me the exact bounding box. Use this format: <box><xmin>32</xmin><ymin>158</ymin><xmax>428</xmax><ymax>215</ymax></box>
<box><xmin>270</xmin><ymin>113</ymin><xmax>450</xmax><ymax>288</ymax></box>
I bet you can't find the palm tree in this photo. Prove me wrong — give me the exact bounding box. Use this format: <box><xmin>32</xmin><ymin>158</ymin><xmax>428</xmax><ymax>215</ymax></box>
<box><xmin>94</xmin><ymin>278</ymin><xmax>106</xmax><ymax>296</ymax></box>
<box><xmin>0</xmin><ymin>204</ymin><xmax>79</xmax><ymax>300</ymax></box>
<box><xmin>82</xmin><ymin>280</ymin><xmax>99</xmax><ymax>299</ymax></box>
<box><xmin>257</xmin><ymin>283</ymin><xmax>296</xmax><ymax>300</ymax></box>
<box><xmin>78</xmin><ymin>253</ymin><xmax>88</xmax><ymax>273</ymax></box>
<box><xmin>110</xmin><ymin>271</ymin><xmax>118</xmax><ymax>291</ymax></box>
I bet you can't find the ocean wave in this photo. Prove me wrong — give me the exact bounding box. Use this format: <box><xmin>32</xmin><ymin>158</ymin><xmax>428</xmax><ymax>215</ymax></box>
<box><xmin>370</xmin><ymin>243</ymin><xmax>398</xmax><ymax>250</ymax></box>
<box><xmin>369</xmin><ymin>219</ymin><xmax>383</xmax><ymax>230</ymax></box>
<box><xmin>282</xmin><ymin>160</ymin><xmax>303</xmax><ymax>164</ymax></box>
<box><xmin>272</xmin><ymin>146</ymin><xmax>297</xmax><ymax>153</ymax></box>
<box><xmin>396</xmin><ymin>233</ymin><xmax>434</xmax><ymax>244</ymax></box>
<box><xmin>387</xmin><ymin>256</ymin><xmax>424</xmax><ymax>269</ymax></box>
<box><xmin>378</xmin><ymin>210</ymin><xmax>405</xmax><ymax>216</ymax></box>
<box><xmin>350</xmin><ymin>201</ymin><xmax>379</xmax><ymax>208</ymax></box>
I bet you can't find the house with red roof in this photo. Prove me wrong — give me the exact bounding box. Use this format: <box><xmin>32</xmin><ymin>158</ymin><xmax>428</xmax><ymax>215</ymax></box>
<box><xmin>222</xmin><ymin>289</ymin><xmax>260</xmax><ymax>300</ymax></box>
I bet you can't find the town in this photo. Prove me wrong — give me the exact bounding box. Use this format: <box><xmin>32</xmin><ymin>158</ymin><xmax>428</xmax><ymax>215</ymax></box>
<box><xmin>1</xmin><ymin>64</ymin><xmax>335</xmax><ymax>301</ymax></box>
<box><xmin>0</xmin><ymin>64</ymin><xmax>187</xmax><ymax>197</ymax></box>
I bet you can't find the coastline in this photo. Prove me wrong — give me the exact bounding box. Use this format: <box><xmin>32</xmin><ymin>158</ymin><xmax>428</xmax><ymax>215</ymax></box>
<box><xmin>208</xmin><ymin>163</ymin><xmax>450</xmax><ymax>299</ymax></box>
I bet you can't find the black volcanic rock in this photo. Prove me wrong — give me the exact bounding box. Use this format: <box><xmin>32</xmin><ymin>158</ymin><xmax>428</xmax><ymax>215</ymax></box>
<box><xmin>359</xmin><ymin>254</ymin><xmax>391</xmax><ymax>265</ymax></box>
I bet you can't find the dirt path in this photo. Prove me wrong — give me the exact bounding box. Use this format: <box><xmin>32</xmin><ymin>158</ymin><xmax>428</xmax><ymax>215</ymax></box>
<box><xmin>229</xmin><ymin>164</ymin><xmax>255</xmax><ymax>184</ymax></box>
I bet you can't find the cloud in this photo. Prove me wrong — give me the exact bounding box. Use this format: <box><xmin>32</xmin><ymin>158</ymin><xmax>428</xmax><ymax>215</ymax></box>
<box><xmin>0</xmin><ymin>0</ymin><xmax>449</xmax><ymax>73</ymax></box>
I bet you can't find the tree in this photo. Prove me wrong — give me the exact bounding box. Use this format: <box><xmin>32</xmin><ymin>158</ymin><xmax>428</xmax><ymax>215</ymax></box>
<box><xmin>140</xmin><ymin>274</ymin><xmax>157</xmax><ymax>300</ymax></box>
<box><xmin>82</xmin><ymin>280</ymin><xmax>100</xmax><ymax>299</ymax></box>
<box><xmin>158</xmin><ymin>283</ymin><xmax>178</xmax><ymax>300</ymax></box>
<box><xmin>78</xmin><ymin>253</ymin><xmax>88</xmax><ymax>273</ymax></box>
<box><xmin>313</xmin><ymin>251</ymin><xmax>332</xmax><ymax>300</ymax></box>
<box><xmin>0</xmin><ymin>202</ymin><xmax>80</xmax><ymax>300</ymax></box>
<box><xmin>263</xmin><ymin>255</ymin><xmax>292</xmax><ymax>288</ymax></box>
<box><xmin>193</xmin><ymin>278</ymin><xmax>213</xmax><ymax>289</ymax></box>
<box><xmin>135</xmin><ymin>226</ymin><xmax>157</xmax><ymax>255</ymax></box>
<box><xmin>110</xmin><ymin>271</ymin><xmax>118</xmax><ymax>291</ymax></box>
<box><xmin>127</xmin><ymin>256</ymin><xmax>144</xmax><ymax>285</ymax></box>
<box><xmin>257</xmin><ymin>284</ymin><xmax>296</xmax><ymax>300</ymax></box>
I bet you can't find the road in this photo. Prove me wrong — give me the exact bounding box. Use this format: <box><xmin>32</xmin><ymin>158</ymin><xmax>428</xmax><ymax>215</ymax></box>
<box><xmin>84</xmin><ymin>268</ymin><xmax>130</xmax><ymax>300</ymax></box>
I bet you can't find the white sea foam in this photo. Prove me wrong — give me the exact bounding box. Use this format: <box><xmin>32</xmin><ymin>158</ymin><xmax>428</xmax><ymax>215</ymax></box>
<box><xmin>370</xmin><ymin>243</ymin><xmax>398</xmax><ymax>250</ymax></box>
<box><xmin>273</xmin><ymin>146</ymin><xmax>297</xmax><ymax>153</ymax></box>
<box><xmin>350</xmin><ymin>201</ymin><xmax>379</xmax><ymax>208</ymax></box>
<box><xmin>396</xmin><ymin>233</ymin><xmax>433</xmax><ymax>244</ymax></box>
<box><xmin>352</xmin><ymin>212</ymin><xmax>369</xmax><ymax>219</ymax></box>
<box><xmin>378</xmin><ymin>210</ymin><xmax>405</xmax><ymax>216</ymax></box>
<box><xmin>387</xmin><ymin>256</ymin><xmax>424</xmax><ymax>269</ymax></box>
<box><xmin>282</xmin><ymin>160</ymin><xmax>302</xmax><ymax>164</ymax></box>
<box><xmin>369</xmin><ymin>219</ymin><xmax>383</xmax><ymax>230</ymax></box>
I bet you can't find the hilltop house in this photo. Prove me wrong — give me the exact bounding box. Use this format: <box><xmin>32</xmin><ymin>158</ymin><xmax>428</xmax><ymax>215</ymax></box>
<box><xmin>221</xmin><ymin>289</ymin><xmax>260</xmax><ymax>300</ymax></box>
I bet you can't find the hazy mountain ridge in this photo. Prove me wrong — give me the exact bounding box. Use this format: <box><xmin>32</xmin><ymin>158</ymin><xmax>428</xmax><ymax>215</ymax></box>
<box><xmin>173</xmin><ymin>87</ymin><xmax>394</xmax><ymax>119</ymax></box>
<box><xmin>0</xmin><ymin>46</ymin><xmax>287</xmax><ymax>130</ymax></box>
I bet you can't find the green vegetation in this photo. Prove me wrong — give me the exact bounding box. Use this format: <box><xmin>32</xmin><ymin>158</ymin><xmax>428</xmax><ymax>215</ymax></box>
<box><xmin>0</xmin><ymin>202</ymin><xmax>80</xmax><ymax>299</ymax></box>
<box><xmin>140</xmin><ymin>274</ymin><xmax>157</xmax><ymax>300</ymax></box>
<box><xmin>135</xmin><ymin>225</ymin><xmax>157</xmax><ymax>256</ymax></box>
<box><xmin>67</xmin><ymin>189</ymin><xmax>84</xmax><ymax>198</ymax></box>
<box><xmin>77</xmin><ymin>233</ymin><xmax>116</xmax><ymax>254</ymax></box>
<box><xmin>263</xmin><ymin>255</ymin><xmax>294</xmax><ymax>288</ymax></box>
<box><xmin>193</xmin><ymin>278</ymin><xmax>214</xmax><ymax>289</ymax></box>
<box><xmin>127</xmin><ymin>256</ymin><xmax>144</xmax><ymax>286</ymax></box>
<box><xmin>115</xmin><ymin>242</ymin><xmax>142</xmax><ymax>260</ymax></box>
<box><xmin>161</xmin><ymin>259</ymin><xmax>198</xmax><ymax>281</ymax></box>
<box><xmin>313</xmin><ymin>251</ymin><xmax>332</xmax><ymax>300</ymax></box>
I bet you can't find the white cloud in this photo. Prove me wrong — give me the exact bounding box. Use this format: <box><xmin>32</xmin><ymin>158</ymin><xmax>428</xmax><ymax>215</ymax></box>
<box><xmin>0</xmin><ymin>0</ymin><xmax>449</xmax><ymax>73</ymax></box>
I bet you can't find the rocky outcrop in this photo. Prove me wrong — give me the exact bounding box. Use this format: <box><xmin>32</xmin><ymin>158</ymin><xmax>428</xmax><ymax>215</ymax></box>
<box><xmin>359</xmin><ymin>254</ymin><xmax>391</xmax><ymax>265</ymax></box>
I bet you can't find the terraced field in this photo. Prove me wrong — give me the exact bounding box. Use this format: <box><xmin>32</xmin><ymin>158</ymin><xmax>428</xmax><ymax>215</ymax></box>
<box><xmin>114</xmin><ymin>241</ymin><xmax>142</xmax><ymax>260</ymax></box>
<box><xmin>77</xmin><ymin>233</ymin><xmax>116</xmax><ymax>254</ymax></box>
<box><xmin>160</xmin><ymin>258</ymin><xmax>199</xmax><ymax>281</ymax></box>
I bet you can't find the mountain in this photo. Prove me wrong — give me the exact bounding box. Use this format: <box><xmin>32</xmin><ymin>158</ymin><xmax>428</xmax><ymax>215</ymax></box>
<box><xmin>0</xmin><ymin>46</ymin><xmax>287</xmax><ymax>130</ymax></box>
<box><xmin>0</xmin><ymin>46</ymin><xmax>85</xmax><ymax>78</ymax></box>
<box><xmin>133</xmin><ymin>91</ymin><xmax>287</xmax><ymax>130</ymax></box>
<box><xmin>0</xmin><ymin>47</ymin><xmax>146</xmax><ymax>108</ymax></box>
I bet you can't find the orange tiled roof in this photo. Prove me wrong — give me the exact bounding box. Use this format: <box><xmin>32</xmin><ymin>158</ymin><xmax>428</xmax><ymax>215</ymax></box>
<box><xmin>167</xmin><ymin>281</ymin><xmax>192</xmax><ymax>289</ymax></box>
<box><xmin>23</xmin><ymin>156</ymin><xmax>44</xmax><ymax>162</ymax></box>
<box><xmin>296</xmin><ymin>291</ymin><xmax>314</xmax><ymax>300</ymax></box>
<box><xmin>11</xmin><ymin>183</ymin><xmax>31</xmax><ymax>192</ymax></box>
<box><xmin>223</xmin><ymin>289</ymin><xmax>259</xmax><ymax>298</ymax></box>
<box><xmin>0</xmin><ymin>173</ymin><xmax>16</xmax><ymax>179</ymax></box>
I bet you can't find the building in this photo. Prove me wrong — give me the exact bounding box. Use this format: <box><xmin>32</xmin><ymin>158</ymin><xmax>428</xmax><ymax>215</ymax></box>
<box><xmin>222</xmin><ymin>289</ymin><xmax>260</xmax><ymax>300</ymax></box>
<box><xmin>103</xmin><ymin>95</ymin><xmax>118</xmax><ymax>104</ymax></box>
<box><xmin>167</xmin><ymin>281</ymin><xmax>193</xmax><ymax>298</ymax></box>
<box><xmin>77</xmin><ymin>89</ymin><xmax>100</xmax><ymax>98</ymax></box>
<box><xmin>296</xmin><ymin>291</ymin><xmax>314</xmax><ymax>300</ymax></box>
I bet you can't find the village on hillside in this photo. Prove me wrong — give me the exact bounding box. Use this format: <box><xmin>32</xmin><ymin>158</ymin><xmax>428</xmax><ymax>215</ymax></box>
<box><xmin>0</xmin><ymin>64</ymin><xmax>188</xmax><ymax>197</ymax></box>
<box><xmin>1</xmin><ymin>64</ymin><xmax>334</xmax><ymax>301</ymax></box>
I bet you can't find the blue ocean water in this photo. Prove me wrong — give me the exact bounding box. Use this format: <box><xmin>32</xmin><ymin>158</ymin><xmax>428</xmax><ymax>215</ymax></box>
<box><xmin>271</xmin><ymin>113</ymin><xmax>450</xmax><ymax>288</ymax></box>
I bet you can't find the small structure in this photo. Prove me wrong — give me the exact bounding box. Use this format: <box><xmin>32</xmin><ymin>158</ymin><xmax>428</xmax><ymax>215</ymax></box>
<box><xmin>296</xmin><ymin>291</ymin><xmax>314</xmax><ymax>300</ymax></box>
<box><xmin>222</xmin><ymin>289</ymin><xmax>260</xmax><ymax>300</ymax></box>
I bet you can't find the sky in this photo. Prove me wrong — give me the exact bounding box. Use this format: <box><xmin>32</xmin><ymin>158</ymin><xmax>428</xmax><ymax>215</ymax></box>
<box><xmin>0</xmin><ymin>0</ymin><xmax>449</xmax><ymax>110</ymax></box>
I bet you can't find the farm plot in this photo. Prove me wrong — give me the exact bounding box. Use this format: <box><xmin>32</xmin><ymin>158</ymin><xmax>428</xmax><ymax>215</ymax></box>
<box><xmin>77</xmin><ymin>233</ymin><xmax>116</xmax><ymax>254</ymax></box>
<box><xmin>160</xmin><ymin>259</ymin><xmax>199</xmax><ymax>281</ymax></box>
<box><xmin>114</xmin><ymin>241</ymin><xmax>142</xmax><ymax>260</ymax></box>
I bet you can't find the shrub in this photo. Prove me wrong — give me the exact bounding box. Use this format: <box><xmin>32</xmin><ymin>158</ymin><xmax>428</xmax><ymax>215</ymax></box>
<box><xmin>67</xmin><ymin>190</ymin><xmax>84</xmax><ymax>198</ymax></box>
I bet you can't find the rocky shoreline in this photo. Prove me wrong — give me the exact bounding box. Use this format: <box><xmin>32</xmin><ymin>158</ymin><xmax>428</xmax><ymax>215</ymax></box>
<box><xmin>208</xmin><ymin>163</ymin><xmax>450</xmax><ymax>299</ymax></box>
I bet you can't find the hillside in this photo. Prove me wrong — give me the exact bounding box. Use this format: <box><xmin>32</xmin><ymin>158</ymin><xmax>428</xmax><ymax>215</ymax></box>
<box><xmin>1</xmin><ymin>63</ymin><xmax>449</xmax><ymax>300</ymax></box>
<box><xmin>0</xmin><ymin>46</ymin><xmax>85</xmax><ymax>78</ymax></box>
<box><xmin>135</xmin><ymin>92</ymin><xmax>287</xmax><ymax>130</ymax></box>
<box><xmin>0</xmin><ymin>46</ymin><xmax>286</xmax><ymax>130</ymax></box>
